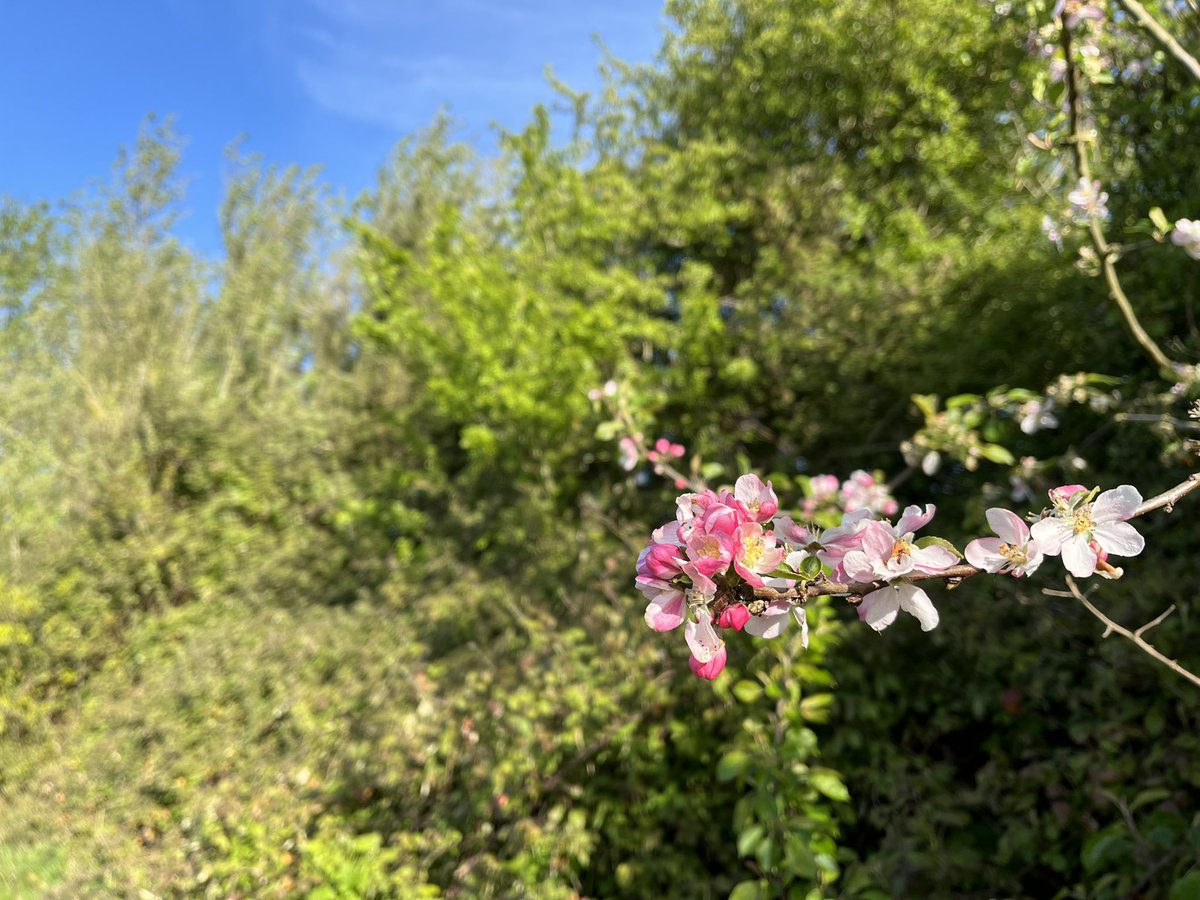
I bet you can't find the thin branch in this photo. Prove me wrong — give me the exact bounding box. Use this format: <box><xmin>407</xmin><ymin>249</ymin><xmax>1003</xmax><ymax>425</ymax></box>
<box><xmin>1045</xmin><ymin>577</ymin><xmax>1200</xmax><ymax>689</ymax></box>
<box><xmin>1115</xmin><ymin>413</ymin><xmax>1200</xmax><ymax>432</ymax></box>
<box><xmin>1113</xmin><ymin>0</ymin><xmax>1200</xmax><ymax>86</ymax></box>
<box><xmin>1060</xmin><ymin>16</ymin><xmax>1180</xmax><ymax>373</ymax></box>
<box><xmin>1134</xmin><ymin>472</ymin><xmax>1200</xmax><ymax>515</ymax></box>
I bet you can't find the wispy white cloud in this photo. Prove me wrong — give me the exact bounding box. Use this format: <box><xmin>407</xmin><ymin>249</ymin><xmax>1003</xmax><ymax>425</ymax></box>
<box><xmin>262</xmin><ymin>0</ymin><xmax>662</xmax><ymax>135</ymax></box>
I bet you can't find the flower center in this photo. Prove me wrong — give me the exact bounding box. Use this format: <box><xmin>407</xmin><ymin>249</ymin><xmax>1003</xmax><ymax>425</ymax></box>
<box><xmin>742</xmin><ymin>537</ymin><xmax>764</xmax><ymax>567</ymax></box>
<box><xmin>697</xmin><ymin>535</ymin><xmax>722</xmax><ymax>559</ymax></box>
<box><xmin>889</xmin><ymin>539</ymin><xmax>911</xmax><ymax>562</ymax></box>
<box><xmin>998</xmin><ymin>542</ymin><xmax>1028</xmax><ymax>565</ymax></box>
<box><xmin>1071</xmin><ymin>508</ymin><xmax>1094</xmax><ymax>536</ymax></box>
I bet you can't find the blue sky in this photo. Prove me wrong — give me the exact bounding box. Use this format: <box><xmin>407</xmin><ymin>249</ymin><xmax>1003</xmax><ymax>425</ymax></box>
<box><xmin>0</xmin><ymin>0</ymin><xmax>666</xmax><ymax>253</ymax></box>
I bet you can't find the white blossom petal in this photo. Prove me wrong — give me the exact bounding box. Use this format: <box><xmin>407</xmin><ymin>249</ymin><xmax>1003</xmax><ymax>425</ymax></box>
<box><xmin>965</xmin><ymin>537</ymin><xmax>1008</xmax><ymax>574</ymax></box>
<box><xmin>858</xmin><ymin>588</ymin><xmax>900</xmax><ymax>632</ymax></box>
<box><xmin>685</xmin><ymin>611</ymin><xmax>722</xmax><ymax>662</ymax></box>
<box><xmin>744</xmin><ymin>600</ymin><xmax>792</xmax><ymax>639</ymax></box>
<box><xmin>1030</xmin><ymin>517</ymin><xmax>1070</xmax><ymax>554</ymax></box>
<box><xmin>896</xmin><ymin>504</ymin><xmax>936</xmax><ymax>535</ymax></box>
<box><xmin>896</xmin><ymin>583</ymin><xmax>940</xmax><ymax>631</ymax></box>
<box><xmin>1092</xmin><ymin>485</ymin><xmax>1142</xmax><ymax>523</ymax></box>
<box><xmin>1061</xmin><ymin>534</ymin><xmax>1098</xmax><ymax>577</ymax></box>
<box><xmin>1093</xmin><ymin>521</ymin><xmax>1145</xmax><ymax>557</ymax></box>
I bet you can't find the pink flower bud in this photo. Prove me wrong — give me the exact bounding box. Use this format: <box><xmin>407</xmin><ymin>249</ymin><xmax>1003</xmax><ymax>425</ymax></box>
<box><xmin>688</xmin><ymin>644</ymin><xmax>727</xmax><ymax>680</ymax></box>
<box><xmin>647</xmin><ymin>450</ymin><xmax>660</xmax><ymax>462</ymax></box>
<box><xmin>669</xmin><ymin>443</ymin><xmax>686</xmax><ymax>458</ymax></box>
<box><xmin>655</xmin><ymin>438</ymin><xmax>671</xmax><ymax>454</ymax></box>
<box><xmin>674</xmin><ymin>478</ymin><xmax>688</xmax><ymax>490</ymax></box>
<box><xmin>717</xmin><ymin>604</ymin><xmax>751</xmax><ymax>631</ymax></box>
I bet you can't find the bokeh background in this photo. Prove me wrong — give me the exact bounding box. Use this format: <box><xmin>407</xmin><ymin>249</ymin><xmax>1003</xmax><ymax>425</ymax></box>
<box><xmin>1</xmin><ymin>0</ymin><xmax>1199</xmax><ymax>896</ymax></box>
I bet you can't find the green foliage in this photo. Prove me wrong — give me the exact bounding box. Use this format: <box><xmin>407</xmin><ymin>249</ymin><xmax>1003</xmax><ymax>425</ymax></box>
<box><xmin>2</xmin><ymin>0</ymin><xmax>1200</xmax><ymax>896</ymax></box>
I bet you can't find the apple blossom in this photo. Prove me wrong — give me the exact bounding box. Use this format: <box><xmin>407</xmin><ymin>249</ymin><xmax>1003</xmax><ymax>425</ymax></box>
<box><xmin>1172</xmin><ymin>219</ymin><xmax>1200</xmax><ymax>261</ymax></box>
<box><xmin>731</xmin><ymin>521</ymin><xmax>785</xmax><ymax>587</ymax></box>
<box><xmin>964</xmin><ymin>508</ymin><xmax>1045</xmax><ymax>577</ymax></box>
<box><xmin>1030</xmin><ymin>485</ymin><xmax>1145</xmax><ymax>578</ymax></box>
<box><xmin>686</xmin><ymin>610</ymin><xmax>727</xmax><ymax>680</ymax></box>
<box><xmin>618</xmin><ymin>436</ymin><xmax>639</xmax><ymax>471</ymax></box>
<box><xmin>839</xmin><ymin>470</ymin><xmax>899</xmax><ymax>516</ymax></box>
<box><xmin>1068</xmin><ymin>178</ymin><xmax>1109</xmax><ymax>224</ymax></box>
<box><xmin>734</xmin><ymin>473</ymin><xmax>779</xmax><ymax>523</ymax></box>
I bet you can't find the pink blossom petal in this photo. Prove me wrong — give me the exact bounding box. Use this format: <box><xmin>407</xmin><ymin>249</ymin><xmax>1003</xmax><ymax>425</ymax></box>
<box><xmin>685</xmin><ymin>611</ymin><xmax>723</xmax><ymax>662</ymax></box>
<box><xmin>985</xmin><ymin>508</ymin><xmax>1029</xmax><ymax>545</ymax></box>
<box><xmin>689</xmin><ymin>644</ymin><xmax>727</xmax><ymax>680</ymax></box>
<box><xmin>896</xmin><ymin>504</ymin><xmax>936</xmax><ymax>535</ymax></box>
<box><xmin>717</xmin><ymin>604</ymin><xmax>751</xmax><ymax>631</ymax></box>
<box><xmin>910</xmin><ymin>544</ymin><xmax>959</xmax><ymax>573</ymax></box>
<box><xmin>644</xmin><ymin>592</ymin><xmax>686</xmax><ymax>632</ymax></box>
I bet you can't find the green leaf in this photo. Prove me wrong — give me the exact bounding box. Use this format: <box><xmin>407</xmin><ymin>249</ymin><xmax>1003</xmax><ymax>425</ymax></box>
<box><xmin>729</xmin><ymin>880</ymin><xmax>766</xmax><ymax>900</ymax></box>
<box><xmin>733</xmin><ymin>680</ymin><xmax>763</xmax><ymax>704</ymax></box>
<box><xmin>717</xmin><ymin>749</ymin><xmax>753</xmax><ymax>783</ymax></box>
<box><xmin>799</xmin><ymin>693</ymin><xmax>834</xmax><ymax>723</ymax></box>
<box><xmin>911</xmin><ymin>393</ymin><xmax>939</xmax><ymax>422</ymax></box>
<box><xmin>978</xmin><ymin>443</ymin><xmax>1015</xmax><ymax>465</ymax></box>
<box><xmin>736</xmin><ymin>825</ymin><xmax>765</xmax><ymax>858</ymax></box>
<box><xmin>946</xmin><ymin>393</ymin><xmax>981</xmax><ymax>410</ymax></box>
<box><xmin>1170</xmin><ymin>872</ymin><xmax>1200</xmax><ymax>900</ymax></box>
<box><xmin>809</xmin><ymin>768</ymin><xmax>850</xmax><ymax>803</ymax></box>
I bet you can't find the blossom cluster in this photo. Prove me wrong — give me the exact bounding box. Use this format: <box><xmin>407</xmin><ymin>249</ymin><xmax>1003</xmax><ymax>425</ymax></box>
<box><xmin>637</xmin><ymin>475</ymin><xmax>1146</xmax><ymax>680</ymax></box>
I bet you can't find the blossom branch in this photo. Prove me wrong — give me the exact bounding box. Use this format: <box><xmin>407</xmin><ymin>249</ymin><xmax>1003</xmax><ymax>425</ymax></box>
<box><xmin>1060</xmin><ymin>14</ymin><xmax>1180</xmax><ymax>373</ymax></box>
<box><xmin>744</xmin><ymin>473</ymin><xmax>1200</xmax><ymax>609</ymax></box>
<box><xmin>1113</xmin><ymin>0</ymin><xmax>1200</xmax><ymax>86</ymax></box>
<box><xmin>1044</xmin><ymin>577</ymin><xmax>1200</xmax><ymax>689</ymax></box>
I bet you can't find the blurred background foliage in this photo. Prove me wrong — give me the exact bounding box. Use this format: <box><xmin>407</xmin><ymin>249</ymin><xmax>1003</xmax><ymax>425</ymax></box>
<box><xmin>1</xmin><ymin>0</ymin><xmax>1199</xmax><ymax>896</ymax></box>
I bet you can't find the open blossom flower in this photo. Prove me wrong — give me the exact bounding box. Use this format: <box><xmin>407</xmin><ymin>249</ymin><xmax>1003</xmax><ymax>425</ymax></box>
<box><xmin>685</xmin><ymin>526</ymin><xmax>735</xmax><ymax>577</ymax></box>
<box><xmin>1018</xmin><ymin>398</ymin><xmax>1059</xmax><ymax>435</ymax></box>
<box><xmin>734</xmin><ymin>473</ymin><xmax>778</xmax><ymax>523</ymax></box>
<box><xmin>841</xmin><ymin>505</ymin><xmax>959</xmax><ymax>632</ymax></box>
<box><xmin>732</xmin><ymin>522</ymin><xmax>785</xmax><ymax>587</ymax></box>
<box><xmin>1068</xmin><ymin>178</ymin><xmax>1109</xmax><ymax>224</ymax></box>
<box><xmin>686</xmin><ymin>610</ymin><xmax>727</xmax><ymax>680</ymax></box>
<box><xmin>1172</xmin><ymin>219</ymin><xmax>1200</xmax><ymax>260</ymax></box>
<box><xmin>802</xmin><ymin>474</ymin><xmax>840</xmax><ymax>516</ymax></box>
<box><xmin>965</xmin><ymin>508</ymin><xmax>1045</xmax><ymax>577</ymax></box>
<box><xmin>775</xmin><ymin>508</ymin><xmax>872</xmax><ymax>575</ymax></box>
<box><xmin>1030</xmin><ymin>485</ymin><xmax>1145</xmax><ymax>578</ymax></box>
<box><xmin>839</xmin><ymin>470</ymin><xmax>899</xmax><ymax>516</ymax></box>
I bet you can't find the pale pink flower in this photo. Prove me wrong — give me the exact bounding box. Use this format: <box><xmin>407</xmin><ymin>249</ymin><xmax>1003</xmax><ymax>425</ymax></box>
<box><xmin>1030</xmin><ymin>484</ymin><xmax>1145</xmax><ymax>577</ymax></box>
<box><xmin>964</xmin><ymin>508</ymin><xmax>1045</xmax><ymax>577</ymax></box>
<box><xmin>839</xmin><ymin>470</ymin><xmax>899</xmax><ymax>516</ymax></box>
<box><xmin>775</xmin><ymin>508</ymin><xmax>872</xmax><ymax>574</ymax></box>
<box><xmin>686</xmin><ymin>610</ymin><xmax>727</xmax><ymax>680</ymax></box>
<box><xmin>731</xmin><ymin>521</ymin><xmax>785</xmax><ymax>588</ymax></box>
<box><xmin>701</xmin><ymin>490</ymin><xmax>751</xmax><ymax>534</ymax></box>
<box><xmin>841</xmin><ymin>507</ymin><xmax>958</xmax><ymax>582</ymax></box>
<box><xmin>734</xmin><ymin>474</ymin><xmax>779</xmax><ymax>523</ymax></box>
<box><xmin>1172</xmin><ymin>219</ymin><xmax>1200</xmax><ymax>260</ymax></box>
<box><xmin>684</xmin><ymin>527</ymin><xmax>735</xmax><ymax>577</ymax></box>
<box><xmin>618</xmin><ymin>437</ymin><xmax>639</xmax><ymax>471</ymax></box>
<box><xmin>840</xmin><ymin>505</ymin><xmax>958</xmax><ymax>633</ymax></box>
<box><xmin>1068</xmin><ymin>178</ymin><xmax>1109</xmax><ymax>223</ymax></box>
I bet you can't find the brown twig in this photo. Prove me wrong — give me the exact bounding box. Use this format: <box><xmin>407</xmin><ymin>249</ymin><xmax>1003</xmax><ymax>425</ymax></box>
<box><xmin>1060</xmin><ymin>15</ymin><xmax>1180</xmax><ymax>373</ymax></box>
<box><xmin>1113</xmin><ymin>0</ymin><xmax>1200</xmax><ymax>86</ymax></box>
<box><xmin>1044</xmin><ymin>577</ymin><xmax>1200</xmax><ymax>689</ymax></box>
